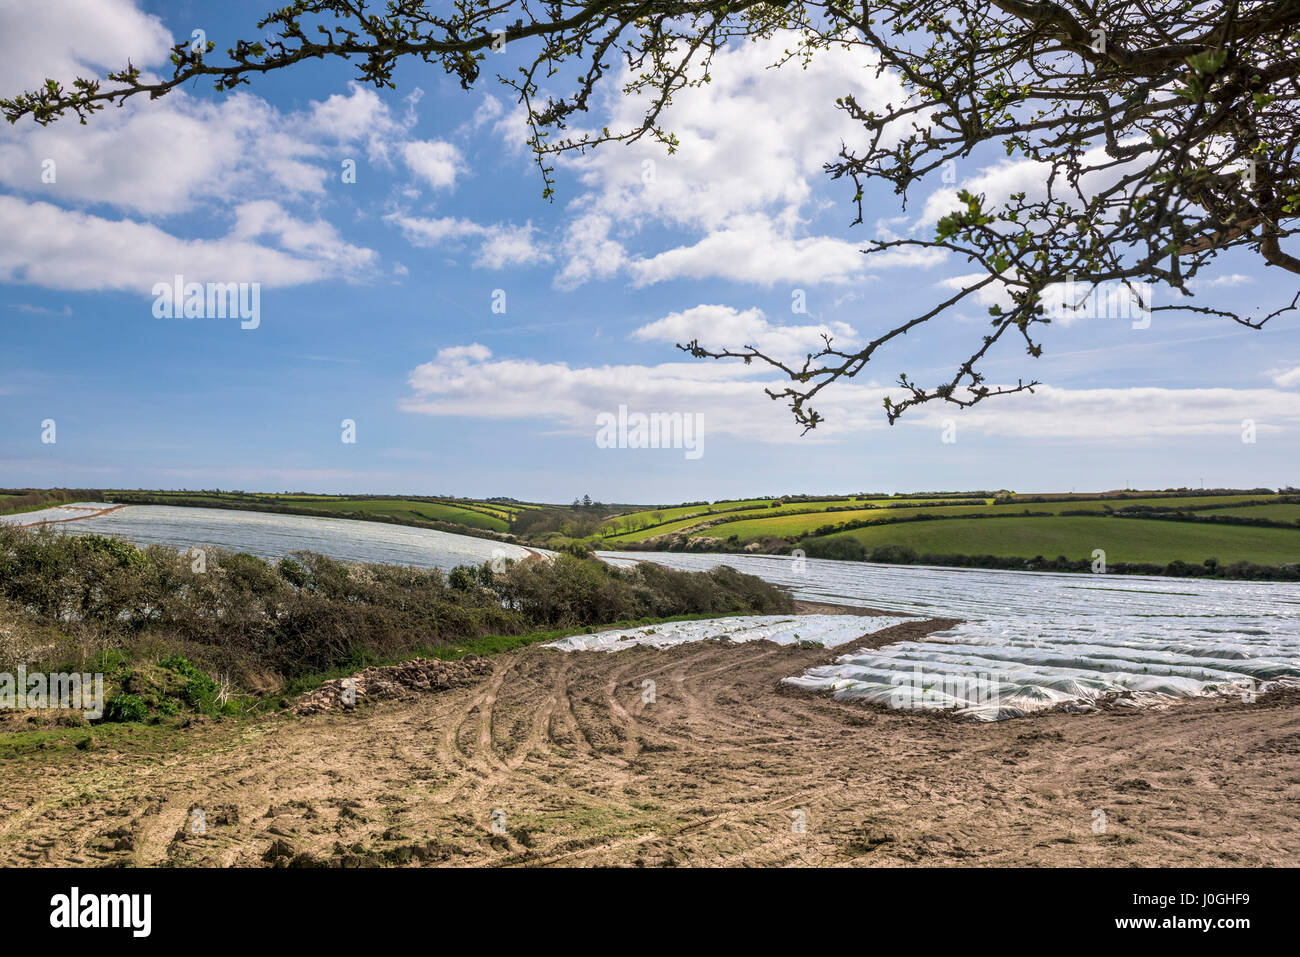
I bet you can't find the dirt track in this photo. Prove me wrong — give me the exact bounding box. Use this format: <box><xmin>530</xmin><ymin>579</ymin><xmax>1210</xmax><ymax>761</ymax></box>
<box><xmin>2</xmin><ymin>606</ymin><xmax>1298</xmax><ymax>867</ymax></box>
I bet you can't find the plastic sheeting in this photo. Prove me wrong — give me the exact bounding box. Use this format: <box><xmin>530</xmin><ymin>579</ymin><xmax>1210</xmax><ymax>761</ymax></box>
<box><xmin>546</xmin><ymin>614</ymin><xmax>915</xmax><ymax>652</ymax></box>
<box><xmin>7</xmin><ymin>503</ymin><xmax>540</xmax><ymax>573</ymax></box>
<box><xmin>599</xmin><ymin>551</ymin><xmax>1300</xmax><ymax>720</ymax></box>
<box><xmin>0</xmin><ymin>503</ymin><xmax>119</xmax><ymax>526</ymax></box>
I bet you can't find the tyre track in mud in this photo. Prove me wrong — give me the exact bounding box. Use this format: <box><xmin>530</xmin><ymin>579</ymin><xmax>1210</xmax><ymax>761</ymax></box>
<box><xmin>3</xmin><ymin>611</ymin><xmax>1298</xmax><ymax>867</ymax></box>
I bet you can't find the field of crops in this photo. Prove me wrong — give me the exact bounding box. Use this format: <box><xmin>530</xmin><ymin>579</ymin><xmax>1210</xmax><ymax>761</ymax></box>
<box><xmin>10</xmin><ymin>487</ymin><xmax>1296</xmax><ymax>572</ymax></box>
<box><xmin>100</xmin><ymin>491</ymin><xmax>520</xmax><ymax>532</ymax></box>
<box><xmin>605</xmin><ymin>501</ymin><xmax>835</xmax><ymax>541</ymax></box>
<box><xmin>603</xmin><ymin>498</ymin><xmax>782</xmax><ymax>530</ymax></box>
<box><xmin>602</xmin><ymin>497</ymin><xmax>962</xmax><ymax>542</ymax></box>
<box><xmin>1193</xmin><ymin>503</ymin><xmax>1300</xmax><ymax>522</ymax></box>
<box><xmin>589</xmin><ymin>491</ymin><xmax>1300</xmax><ymax>571</ymax></box>
<box><xmin>22</xmin><ymin>504</ymin><xmax>538</xmax><ymax>571</ymax></box>
<box><xmin>598</xmin><ymin>551</ymin><xmax>1300</xmax><ymax>719</ymax></box>
<box><xmin>262</xmin><ymin>497</ymin><xmax>510</xmax><ymax>531</ymax></box>
<box><xmin>817</xmin><ymin>515</ymin><xmax>1300</xmax><ymax>565</ymax></box>
<box><xmin>684</xmin><ymin>494</ymin><xmax>1284</xmax><ymax>542</ymax></box>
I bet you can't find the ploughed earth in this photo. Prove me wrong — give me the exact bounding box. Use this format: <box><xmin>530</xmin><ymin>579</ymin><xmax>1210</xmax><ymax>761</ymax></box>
<box><xmin>1</xmin><ymin>602</ymin><xmax>1297</xmax><ymax>867</ymax></box>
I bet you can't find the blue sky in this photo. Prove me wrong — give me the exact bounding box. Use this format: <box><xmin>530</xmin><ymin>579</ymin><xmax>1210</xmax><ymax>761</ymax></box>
<box><xmin>2</xmin><ymin>0</ymin><xmax>1299</xmax><ymax>504</ymax></box>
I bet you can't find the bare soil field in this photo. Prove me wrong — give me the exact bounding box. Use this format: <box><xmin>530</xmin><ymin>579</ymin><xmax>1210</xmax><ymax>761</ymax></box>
<box><xmin>2</xmin><ymin>605</ymin><xmax>1297</xmax><ymax>867</ymax></box>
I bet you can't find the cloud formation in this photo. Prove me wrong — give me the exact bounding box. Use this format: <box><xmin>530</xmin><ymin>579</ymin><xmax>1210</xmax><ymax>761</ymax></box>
<box><xmin>553</xmin><ymin>33</ymin><xmax>915</xmax><ymax>289</ymax></box>
<box><xmin>385</xmin><ymin>214</ymin><xmax>550</xmax><ymax>269</ymax></box>
<box><xmin>631</xmin><ymin>304</ymin><xmax>859</xmax><ymax>359</ymax></box>
<box><xmin>0</xmin><ymin>196</ymin><xmax>375</xmax><ymax>290</ymax></box>
<box><xmin>401</xmin><ymin>339</ymin><xmax>1300</xmax><ymax>445</ymax></box>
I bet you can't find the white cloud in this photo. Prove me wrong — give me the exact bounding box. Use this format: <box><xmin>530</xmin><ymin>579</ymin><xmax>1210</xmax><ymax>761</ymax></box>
<box><xmin>0</xmin><ymin>3</ymin><xmax>460</xmax><ymax>297</ymax></box>
<box><xmin>626</xmin><ymin>215</ymin><xmax>873</xmax><ymax>287</ymax></box>
<box><xmin>939</xmin><ymin>272</ymin><xmax>1158</xmax><ymax>327</ymax></box>
<box><xmin>0</xmin><ymin>0</ymin><xmax>172</xmax><ymax>94</ymax></box>
<box><xmin>0</xmin><ymin>82</ymin><xmax>455</xmax><ymax>218</ymax></box>
<box><xmin>554</xmin><ymin>213</ymin><xmax>628</xmax><ymax>287</ymax></box>
<box><xmin>0</xmin><ymin>196</ymin><xmax>376</xmax><ymax>290</ymax></box>
<box><xmin>386</xmin><ymin>214</ymin><xmax>550</xmax><ymax>269</ymax></box>
<box><xmin>916</xmin><ymin>138</ymin><xmax>1158</xmax><ymax>239</ymax></box>
<box><xmin>949</xmin><ymin>385</ymin><xmax>1300</xmax><ymax>440</ymax></box>
<box><xmin>554</xmin><ymin>33</ymin><xmax>912</xmax><ymax>288</ymax></box>
<box><xmin>476</xmin><ymin>224</ymin><xmax>550</xmax><ymax>270</ymax></box>
<box><xmin>307</xmin><ymin>84</ymin><xmax>406</xmax><ymax>164</ymax></box>
<box><xmin>471</xmin><ymin>95</ymin><xmax>504</xmax><ymax>128</ymax></box>
<box><xmin>919</xmin><ymin>157</ymin><xmax>1048</xmax><ymax>228</ymax></box>
<box><xmin>564</xmin><ymin>35</ymin><xmax>895</xmax><ymax>231</ymax></box>
<box><xmin>632</xmin><ymin>305</ymin><xmax>859</xmax><ymax>358</ymax></box>
<box><xmin>1187</xmin><ymin>273</ymin><xmax>1254</xmax><ymax>289</ymax></box>
<box><xmin>400</xmin><ymin>343</ymin><xmax>1300</xmax><ymax>444</ymax></box>
<box><xmin>0</xmin><ymin>91</ymin><xmax>340</xmax><ymax>216</ymax></box>
<box><xmin>0</xmin><ymin>10</ymin><xmax>398</xmax><ymax>216</ymax></box>
<box><xmin>1268</xmin><ymin>365</ymin><xmax>1300</xmax><ymax>388</ymax></box>
<box><xmin>401</xmin><ymin>342</ymin><xmax>813</xmax><ymax>444</ymax></box>
<box><xmin>231</xmin><ymin>200</ymin><xmax>378</xmax><ymax>274</ymax></box>
<box><xmin>0</xmin><ymin>0</ymin><xmax>456</xmax><ymax>284</ymax></box>
<box><xmin>402</xmin><ymin>140</ymin><xmax>464</xmax><ymax>190</ymax></box>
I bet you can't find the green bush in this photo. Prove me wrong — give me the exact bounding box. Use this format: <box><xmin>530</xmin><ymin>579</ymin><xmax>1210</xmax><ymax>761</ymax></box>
<box><xmin>103</xmin><ymin>693</ymin><xmax>148</xmax><ymax>723</ymax></box>
<box><xmin>276</xmin><ymin>557</ymin><xmax>308</xmax><ymax>587</ymax></box>
<box><xmin>801</xmin><ymin>536</ymin><xmax>867</xmax><ymax>561</ymax></box>
<box><xmin>76</xmin><ymin>534</ymin><xmax>146</xmax><ymax>568</ymax></box>
<box><xmin>159</xmin><ymin>655</ymin><xmax>221</xmax><ymax>713</ymax></box>
<box><xmin>867</xmin><ymin>544</ymin><xmax>920</xmax><ymax>564</ymax></box>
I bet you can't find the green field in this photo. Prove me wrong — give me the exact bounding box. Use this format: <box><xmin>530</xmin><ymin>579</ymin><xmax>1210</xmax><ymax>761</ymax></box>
<box><xmin>818</xmin><ymin>516</ymin><xmax>1300</xmax><ymax>565</ymax></box>
<box><xmin>601</xmin><ymin>497</ymin><xmax>959</xmax><ymax>542</ymax></box>
<box><xmin>683</xmin><ymin>505</ymin><xmax>906</xmax><ymax>541</ymax></box>
<box><xmin>277</xmin><ymin>498</ymin><xmax>509</xmax><ymax>531</ymax></box>
<box><xmin>10</xmin><ymin>486</ymin><xmax>1296</xmax><ymax>571</ymax></box>
<box><xmin>1020</xmin><ymin>494</ymin><xmax>1279</xmax><ymax>511</ymax></box>
<box><xmin>0</xmin><ymin>501</ymin><xmax>61</xmax><ymax>517</ymax></box>
<box><xmin>5</xmin><ymin>489</ymin><xmax>569</xmax><ymax>536</ymax></box>
<box><xmin>103</xmin><ymin>491</ymin><xmax>513</xmax><ymax>532</ymax></box>
<box><xmin>603</xmin><ymin>499</ymin><xmax>780</xmax><ymax>530</ymax></box>
<box><xmin>1193</xmin><ymin>504</ymin><xmax>1300</xmax><ymax>522</ymax></box>
<box><xmin>682</xmin><ymin>495</ymin><xmax>1284</xmax><ymax>542</ymax></box>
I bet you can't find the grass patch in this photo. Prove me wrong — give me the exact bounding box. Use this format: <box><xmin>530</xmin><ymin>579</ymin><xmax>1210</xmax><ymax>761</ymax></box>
<box><xmin>0</xmin><ymin>717</ymin><xmax>228</xmax><ymax>762</ymax></box>
<box><xmin>1194</xmin><ymin>503</ymin><xmax>1300</xmax><ymax>522</ymax></box>
<box><xmin>817</xmin><ymin>515</ymin><xmax>1300</xmax><ymax>565</ymax></box>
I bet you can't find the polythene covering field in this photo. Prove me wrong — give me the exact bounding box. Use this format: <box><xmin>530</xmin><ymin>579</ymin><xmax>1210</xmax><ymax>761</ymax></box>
<box><xmin>0</xmin><ymin>503</ymin><xmax>120</xmax><ymax>525</ymax></box>
<box><xmin>599</xmin><ymin>551</ymin><xmax>1300</xmax><ymax>720</ymax></box>
<box><xmin>547</xmin><ymin>614</ymin><xmax>915</xmax><ymax>652</ymax></box>
<box><xmin>6</xmin><ymin>504</ymin><xmax>536</xmax><ymax>573</ymax></box>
